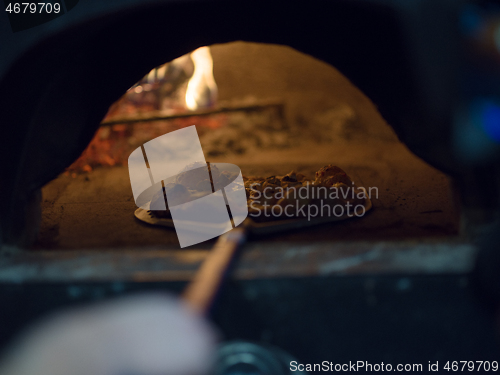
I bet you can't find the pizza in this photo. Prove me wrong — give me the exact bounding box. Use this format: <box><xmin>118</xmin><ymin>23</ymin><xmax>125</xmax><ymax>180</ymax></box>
<box><xmin>148</xmin><ymin>164</ymin><xmax>368</xmax><ymax>222</ymax></box>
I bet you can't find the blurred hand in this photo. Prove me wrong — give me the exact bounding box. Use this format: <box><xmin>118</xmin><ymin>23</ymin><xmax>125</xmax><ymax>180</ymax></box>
<box><xmin>0</xmin><ymin>294</ymin><xmax>217</xmax><ymax>375</ymax></box>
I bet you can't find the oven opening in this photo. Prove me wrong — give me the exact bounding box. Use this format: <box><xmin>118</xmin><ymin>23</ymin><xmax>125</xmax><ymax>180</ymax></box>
<box><xmin>34</xmin><ymin>41</ymin><xmax>460</xmax><ymax>251</ymax></box>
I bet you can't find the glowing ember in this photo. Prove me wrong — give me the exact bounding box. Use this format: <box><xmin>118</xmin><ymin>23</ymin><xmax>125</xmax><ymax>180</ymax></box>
<box><xmin>65</xmin><ymin>116</ymin><xmax>227</xmax><ymax>175</ymax></box>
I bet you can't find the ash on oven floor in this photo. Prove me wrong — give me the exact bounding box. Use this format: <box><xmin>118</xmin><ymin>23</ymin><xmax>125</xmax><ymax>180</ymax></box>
<box><xmin>35</xmin><ymin>139</ymin><xmax>460</xmax><ymax>250</ymax></box>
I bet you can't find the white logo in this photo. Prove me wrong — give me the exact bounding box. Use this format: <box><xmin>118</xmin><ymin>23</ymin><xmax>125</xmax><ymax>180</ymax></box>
<box><xmin>128</xmin><ymin>125</ymin><xmax>248</xmax><ymax>247</ymax></box>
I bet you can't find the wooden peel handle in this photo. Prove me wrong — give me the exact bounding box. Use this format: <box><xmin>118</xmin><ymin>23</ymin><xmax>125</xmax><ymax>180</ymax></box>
<box><xmin>182</xmin><ymin>227</ymin><xmax>247</xmax><ymax>315</ymax></box>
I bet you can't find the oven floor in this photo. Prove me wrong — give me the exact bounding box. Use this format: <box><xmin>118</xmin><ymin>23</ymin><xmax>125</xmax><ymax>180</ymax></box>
<box><xmin>35</xmin><ymin>139</ymin><xmax>460</xmax><ymax>250</ymax></box>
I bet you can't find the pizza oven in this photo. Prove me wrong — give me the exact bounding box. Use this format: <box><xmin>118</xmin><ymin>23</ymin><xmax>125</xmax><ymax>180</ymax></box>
<box><xmin>1</xmin><ymin>0</ymin><xmax>500</xmax><ymax>368</ymax></box>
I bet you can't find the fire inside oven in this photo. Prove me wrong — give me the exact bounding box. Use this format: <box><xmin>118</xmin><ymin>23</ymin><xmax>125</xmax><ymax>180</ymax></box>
<box><xmin>36</xmin><ymin>42</ymin><xmax>459</xmax><ymax>250</ymax></box>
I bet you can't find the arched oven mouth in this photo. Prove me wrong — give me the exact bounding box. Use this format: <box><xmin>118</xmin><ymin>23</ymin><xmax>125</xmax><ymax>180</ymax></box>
<box><xmin>1</xmin><ymin>38</ymin><xmax>465</xmax><ymax>276</ymax></box>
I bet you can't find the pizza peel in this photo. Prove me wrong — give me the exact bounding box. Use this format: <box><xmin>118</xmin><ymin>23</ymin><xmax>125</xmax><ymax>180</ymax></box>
<box><xmin>135</xmin><ymin>195</ymin><xmax>372</xmax><ymax>315</ymax></box>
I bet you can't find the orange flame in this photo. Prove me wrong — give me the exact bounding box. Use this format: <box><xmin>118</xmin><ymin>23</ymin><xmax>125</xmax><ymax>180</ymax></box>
<box><xmin>185</xmin><ymin>46</ymin><xmax>218</xmax><ymax>110</ymax></box>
